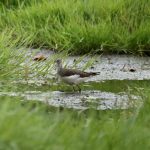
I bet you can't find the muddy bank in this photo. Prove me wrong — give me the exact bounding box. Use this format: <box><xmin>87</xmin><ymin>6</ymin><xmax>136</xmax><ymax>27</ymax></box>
<box><xmin>63</xmin><ymin>55</ymin><xmax>150</xmax><ymax>81</ymax></box>
<box><xmin>25</xmin><ymin>49</ymin><xmax>150</xmax><ymax>81</ymax></box>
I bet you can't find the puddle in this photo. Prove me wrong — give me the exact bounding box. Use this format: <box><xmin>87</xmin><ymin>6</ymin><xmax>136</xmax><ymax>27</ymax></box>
<box><xmin>0</xmin><ymin>90</ymin><xmax>141</xmax><ymax>110</ymax></box>
<box><xmin>1</xmin><ymin>80</ymin><xmax>145</xmax><ymax>110</ymax></box>
<box><xmin>1</xmin><ymin>49</ymin><xmax>150</xmax><ymax>110</ymax></box>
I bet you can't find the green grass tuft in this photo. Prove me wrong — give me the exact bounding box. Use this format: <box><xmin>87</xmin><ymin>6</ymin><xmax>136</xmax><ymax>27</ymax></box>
<box><xmin>0</xmin><ymin>0</ymin><xmax>149</xmax><ymax>54</ymax></box>
<box><xmin>0</xmin><ymin>92</ymin><xmax>150</xmax><ymax>150</ymax></box>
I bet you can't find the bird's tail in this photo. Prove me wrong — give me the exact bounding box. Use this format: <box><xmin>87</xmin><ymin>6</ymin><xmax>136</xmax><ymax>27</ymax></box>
<box><xmin>90</xmin><ymin>72</ymin><xmax>100</xmax><ymax>76</ymax></box>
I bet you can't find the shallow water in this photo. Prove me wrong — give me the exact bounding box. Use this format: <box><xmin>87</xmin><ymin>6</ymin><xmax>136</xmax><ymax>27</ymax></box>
<box><xmin>1</xmin><ymin>49</ymin><xmax>150</xmax><ymax>110</ymax></box>
<box><xmin>0</xmin><ymin>80</ymin><xmax>147</xmax><ymax>110</ymax></box>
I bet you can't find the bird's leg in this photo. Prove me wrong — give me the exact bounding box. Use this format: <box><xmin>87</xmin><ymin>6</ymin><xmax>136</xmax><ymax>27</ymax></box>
<box><xmin>76</xmin><ymin>85</ymin><xmax>81</xmax><ymax>93</ymax></box>
<box><xmin>72</xmin><ymin>86</ymin><xmax>76</xmax><ymax>92</ymax></box>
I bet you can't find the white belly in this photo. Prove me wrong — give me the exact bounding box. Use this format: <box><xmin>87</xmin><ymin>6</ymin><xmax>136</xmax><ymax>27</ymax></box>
<box><xmin>60</xmin><ymin>75</ymin><xmax>88</xmax><ymax>85</ymax></box>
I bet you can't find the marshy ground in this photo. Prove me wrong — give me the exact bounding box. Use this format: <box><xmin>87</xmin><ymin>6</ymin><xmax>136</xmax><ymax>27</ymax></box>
<box><xmin>1</xmin><ymin>50</ymin><xmax>150</xmax><ymax>110</ymax></box>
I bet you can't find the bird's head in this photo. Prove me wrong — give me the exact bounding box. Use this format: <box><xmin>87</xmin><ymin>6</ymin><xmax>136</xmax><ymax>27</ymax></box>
<box><xmin>55</xmin><ymin>59</ymin><xmax>62</xmax><ymax>70</ymax></box>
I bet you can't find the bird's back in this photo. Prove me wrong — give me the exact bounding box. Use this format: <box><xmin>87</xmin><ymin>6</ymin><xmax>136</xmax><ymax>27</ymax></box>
<box><xmin>58</xmin><ymin>68</ymin><xmax>99</xmax><ymax>78</ymax></box>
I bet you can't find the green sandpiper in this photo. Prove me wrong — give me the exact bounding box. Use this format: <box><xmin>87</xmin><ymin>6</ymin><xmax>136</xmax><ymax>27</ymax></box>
<box><xmin>55</xmin><ymin>59</ymin><xmax>99</xmax><ymax>92</ymax></box>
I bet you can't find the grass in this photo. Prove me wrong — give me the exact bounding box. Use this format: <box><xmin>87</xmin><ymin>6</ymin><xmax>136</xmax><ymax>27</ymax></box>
<box><xmin>0</xmin><ymin>0</ymin><xmax>149</xmax><ymax>55</ymax></box>
<box><xmin>0</xmin><ymin>91</ymin><xmax>150</xmax><ymax>150</ymax></box>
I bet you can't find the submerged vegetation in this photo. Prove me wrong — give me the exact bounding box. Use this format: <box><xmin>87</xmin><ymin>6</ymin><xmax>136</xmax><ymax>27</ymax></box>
<box><xmin>0</xmin><ymin>0</ymin><xmax>150</xmax><ymax>54</ymax></box>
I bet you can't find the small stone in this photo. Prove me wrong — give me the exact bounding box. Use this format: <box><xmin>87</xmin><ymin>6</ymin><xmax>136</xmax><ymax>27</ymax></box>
<box><xmin>129</xmin><ymin>68</ymin><xmax>136</xmax><ymax>72</ymax></box>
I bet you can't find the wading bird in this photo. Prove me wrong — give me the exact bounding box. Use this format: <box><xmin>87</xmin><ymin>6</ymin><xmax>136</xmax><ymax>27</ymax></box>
<box><xmin>55</xmin><ymin>59</ymin><xmax>99</xmax><ymax>92</ymax></box>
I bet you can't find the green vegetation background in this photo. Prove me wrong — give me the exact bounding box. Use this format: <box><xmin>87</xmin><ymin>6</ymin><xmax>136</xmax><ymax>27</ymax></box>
<box><xmin>0</xmin><ymin>0</ymin><xmax>150</xmax><ymax>54</ymax></box>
